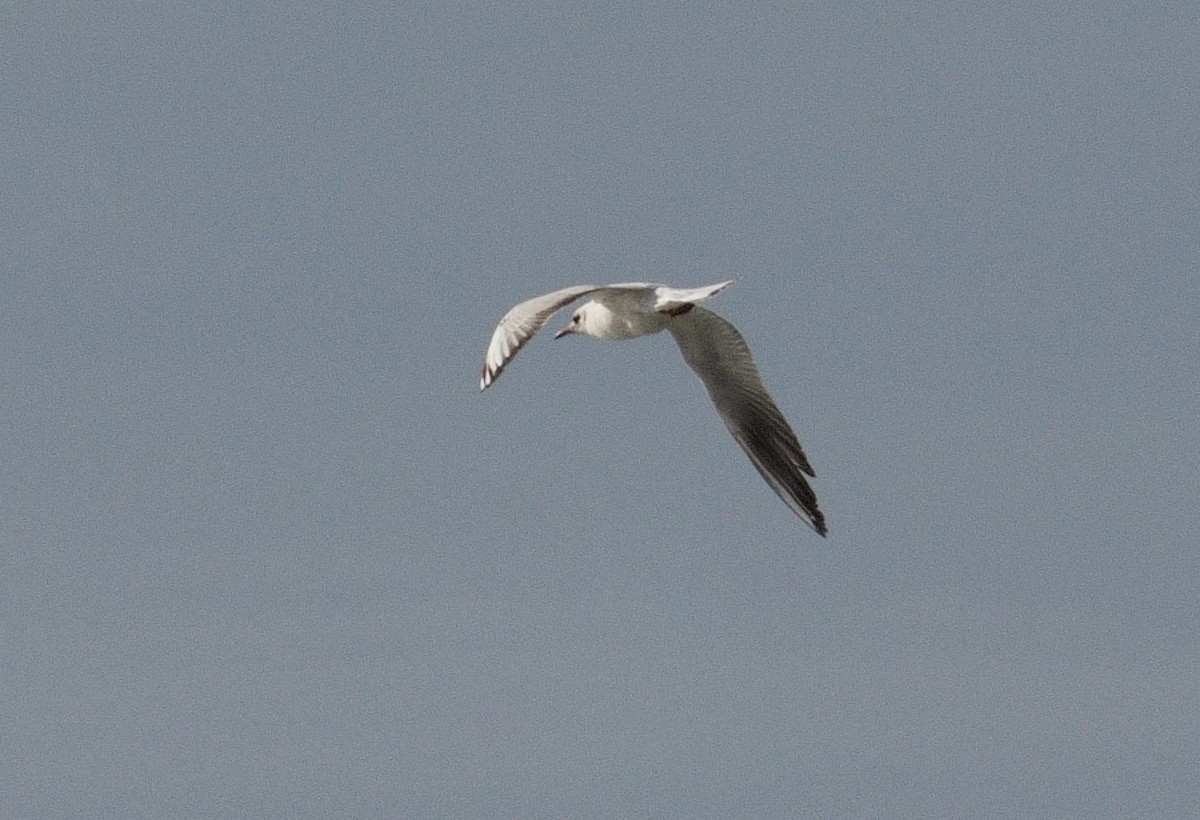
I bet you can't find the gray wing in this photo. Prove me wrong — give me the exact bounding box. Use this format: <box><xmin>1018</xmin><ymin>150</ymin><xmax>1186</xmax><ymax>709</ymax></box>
<box><xmin>480</xmin><ymin>285</ymin><xmax>601</xmax><ymax>390</ymax></box>
<box><xmin>668</xmin><ymin>306</ymin><xmax>827</xmax><ymax>535</ymax></box>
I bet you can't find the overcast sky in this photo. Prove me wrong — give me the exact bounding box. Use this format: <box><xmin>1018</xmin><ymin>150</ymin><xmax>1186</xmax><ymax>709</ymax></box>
<box><xmin>4</xmin><ymin>3</ymin><xmax>1198</xmax><ymax>817</ymax></box>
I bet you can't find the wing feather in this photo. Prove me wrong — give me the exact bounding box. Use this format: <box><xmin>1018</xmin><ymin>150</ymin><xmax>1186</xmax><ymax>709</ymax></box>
<box><xmin>668</xmin><ymin>307</ymin><xmax>827</xmax><ymax>535</ymax></box>
<box><xmin>479</xmin><ymin>285</ymin><xmax>600</xmax><ymax>390</ymax></box>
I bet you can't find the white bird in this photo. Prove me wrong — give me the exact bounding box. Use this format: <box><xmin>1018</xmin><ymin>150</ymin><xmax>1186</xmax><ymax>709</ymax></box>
<box><xmin>479</xmin><ymin>281</ymin><xmax>827</xmax><ymax>535</ymax></box>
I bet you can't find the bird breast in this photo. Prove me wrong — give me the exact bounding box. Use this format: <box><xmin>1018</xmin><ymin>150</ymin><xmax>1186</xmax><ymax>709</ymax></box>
<box><xmin>584</xmin><ymin>300</ymin><xmax>670</xmax><ymax>340</ymax></box>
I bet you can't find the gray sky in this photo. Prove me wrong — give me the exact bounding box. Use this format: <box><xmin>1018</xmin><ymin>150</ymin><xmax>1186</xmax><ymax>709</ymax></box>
<box><xmin>4</xmin><ymin>2</ymin><xmax>1198</xmax><ymax>817</ymax></box>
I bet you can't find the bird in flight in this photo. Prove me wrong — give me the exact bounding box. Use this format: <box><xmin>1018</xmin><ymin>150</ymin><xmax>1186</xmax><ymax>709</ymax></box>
<box><xmin>479</xmin><ymin>281</ymin><xmax>827</xmax><ymax>535</ymax></box>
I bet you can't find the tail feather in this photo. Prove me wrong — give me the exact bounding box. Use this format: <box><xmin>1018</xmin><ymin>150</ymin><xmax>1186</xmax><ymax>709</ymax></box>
<box><xmin>653</xmin><ymin>280</ymin><xmax>734</xmax><ymax>313</ymax></box>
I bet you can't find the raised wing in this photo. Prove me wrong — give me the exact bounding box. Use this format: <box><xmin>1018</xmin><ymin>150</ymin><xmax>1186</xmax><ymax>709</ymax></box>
<box><xmin>480</xmin><ymin>285</ymin><xmax>601</xmax><ymax>390</ymax></box>
<box><xmin>668</xmin><ymin>306</ymin><xmax>827</xmax><ymax>535</ymax></box>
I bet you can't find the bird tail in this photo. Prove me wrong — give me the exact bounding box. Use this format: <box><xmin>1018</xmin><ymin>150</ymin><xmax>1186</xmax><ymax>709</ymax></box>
<box><xmin>653</xmin><ymin>280</ymin><xmax>734</xmax><ymax>313</ymax></box>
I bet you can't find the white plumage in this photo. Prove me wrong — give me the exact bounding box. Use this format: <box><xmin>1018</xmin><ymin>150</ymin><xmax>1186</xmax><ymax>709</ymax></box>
<box><xmin>479</xmin><ymin>281</ymin><xmax>826</xmax><ymax>535</ymax></box>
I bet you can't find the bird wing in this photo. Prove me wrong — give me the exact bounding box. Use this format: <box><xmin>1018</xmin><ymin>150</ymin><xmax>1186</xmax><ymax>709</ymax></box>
<box><xmin>480</xmin><ymin>285</ymin><xmax>602</xmax><ymax>390</ymax></box>
<box><xmin>668</xmin><ymin>306</ymin><xmax>827</xmax><ymax>535</ymax></box>
<box><xmin>480</xmin><ymin>283</ymin><xmax>667</xmax><ymax>390</ymax></box>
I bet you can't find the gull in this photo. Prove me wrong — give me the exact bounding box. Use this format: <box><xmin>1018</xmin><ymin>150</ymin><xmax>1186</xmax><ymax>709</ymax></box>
<box><xmin>479</xmin><ymin>281</ymin><xmax>827</xmax><ymax>535</ymax></box>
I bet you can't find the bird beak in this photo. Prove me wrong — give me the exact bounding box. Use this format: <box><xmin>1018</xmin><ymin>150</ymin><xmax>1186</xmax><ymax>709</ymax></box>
<box><xmin>554</xmin><ymin>324</ymin><xmax>574</xmax><ymax>340</ymax></box>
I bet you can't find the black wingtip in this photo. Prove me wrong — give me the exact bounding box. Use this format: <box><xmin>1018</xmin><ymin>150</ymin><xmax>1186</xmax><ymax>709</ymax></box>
<box><xmin>811</xmin><ymin>511</ymin><xmax>828</xmax><ymax>537</ymax></box>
